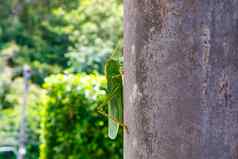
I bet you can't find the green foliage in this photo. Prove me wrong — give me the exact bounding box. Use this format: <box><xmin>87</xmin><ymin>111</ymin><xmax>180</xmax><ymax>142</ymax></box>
<box><xmin>0</xmin><ymin>0</ymin><xmax>123</xmax><ymax>158</ymax></box>
<box><xmin>0</xmin><ymin>0</ymin><xmax>74</xmax><ymax>85</ymax></box>
<box><xmin>0</xmin><ymin>0</ymin><xmax>122</xmax><ymax>83</ymax></box>
<box><xmin>65</xmin><ymin>0</ymin><xmax>123</xmax><ymax>73</ymax></box>
<box><xmin>40</xmin><ymin>74</ymin><xmax>122</xmax><ymax>159</ymax></box>
<box><xmin>0</xmin><ymin>81</ymin><xmax>12</xmax><ymax>109</ymax></box>
<box><xmin>0</xmin><ymin>44</ymin><xmax>18</xmax><ymax>109</ymax></box>
<box><xmin>0</xmin><ymin>150</ymin><xmax>16</xmax><ymax>159</ymax></box>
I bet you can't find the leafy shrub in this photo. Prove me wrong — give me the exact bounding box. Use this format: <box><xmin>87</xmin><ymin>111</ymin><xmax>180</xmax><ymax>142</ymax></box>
<box><xmin>40</xmin><ymin>74</ymin><xmax>122</xmax><ymax>159</ymax></box>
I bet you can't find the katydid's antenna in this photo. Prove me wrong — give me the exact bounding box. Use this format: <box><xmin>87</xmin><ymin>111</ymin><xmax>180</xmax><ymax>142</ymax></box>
<box><xmin>110</xmin><ymin>40</ymin><xmax>122</xmax><ymax>59</ymax></box>
<box><xmin>18</xmin><ymin>65</ymin><xmax>31</xmax><ymax>159</ymax></box>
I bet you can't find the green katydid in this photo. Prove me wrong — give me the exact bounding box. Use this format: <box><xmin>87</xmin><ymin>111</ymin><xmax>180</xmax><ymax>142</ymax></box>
<box><xmin>97</xmin><ymin>44</ymin><xmax>128</xmax><ymax>140</ymax></box>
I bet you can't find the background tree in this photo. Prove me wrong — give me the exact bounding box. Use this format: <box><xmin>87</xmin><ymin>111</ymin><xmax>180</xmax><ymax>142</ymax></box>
<box><xmin>0</xmin><ymin>0</ymin><xmax>123</xmax><ymax>158</ymax></box>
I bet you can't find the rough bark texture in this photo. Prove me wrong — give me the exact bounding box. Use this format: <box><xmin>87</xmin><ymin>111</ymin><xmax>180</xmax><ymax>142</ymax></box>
<box><xmin>124</xmin><ymin>1</ymin><xmax>238</xmax><ymax>159</ymax></box>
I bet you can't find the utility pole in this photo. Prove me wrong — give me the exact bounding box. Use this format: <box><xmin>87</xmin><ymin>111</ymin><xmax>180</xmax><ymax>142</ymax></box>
<box><xmin>18</xmin><ymin>65</ymin><xmax>31</xmax><ymax>159</ymax></box>
<box><xmin>124</xmin><ymin>0</ymin><xmax>238</xmax><ymax>159</ymax></box>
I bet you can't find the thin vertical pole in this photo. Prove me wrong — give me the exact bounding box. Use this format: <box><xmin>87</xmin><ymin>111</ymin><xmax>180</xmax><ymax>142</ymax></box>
<box><xmin>18</xmin><ymin>65</ymin><xmax>31</xmax><ymax>159</ymax></box>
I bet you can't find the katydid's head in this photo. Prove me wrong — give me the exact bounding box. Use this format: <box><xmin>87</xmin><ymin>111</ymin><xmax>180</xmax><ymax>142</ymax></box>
<box><xmin>105</xmin><ymin>59</ymin><xmax>121</xmax><ymax>78</ymax></box>
<box><xmin>110</xmin><ymin>41</ymin><xmax>123</xmax><ymax>63</ymax></box>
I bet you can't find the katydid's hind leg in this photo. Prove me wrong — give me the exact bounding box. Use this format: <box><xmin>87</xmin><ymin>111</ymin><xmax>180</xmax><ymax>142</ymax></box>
<box><xmin>97</xmin><ymin>104</ymin><xmax>128</xmax><ymax>133</ymax></box>
<box><xmin>96</xmin><ymin>86</ymin><xmax>123</xmax><ymax>127</ymax></box>
<box><xmin>96</xmin><ymin>87</ymin><xmax>128</xmax><ymax>133</ymax></box>
<box><xmin>98</xmin><ymin>108</ymin><xmax>128</xmax><ymax>132</ymax></box>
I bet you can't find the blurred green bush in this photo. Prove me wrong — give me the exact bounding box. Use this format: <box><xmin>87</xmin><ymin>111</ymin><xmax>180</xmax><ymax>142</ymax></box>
<box><xmin>40</xmin><ymin>74</ymin><xmax>122</xmax><ymax>159</ymax></box>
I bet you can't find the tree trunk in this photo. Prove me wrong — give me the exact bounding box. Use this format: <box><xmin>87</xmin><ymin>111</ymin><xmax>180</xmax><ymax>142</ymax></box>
<box><xmin>124</xmin><ymin>1</ymin><xmax>238</xmax><ymax>159</ymax></box>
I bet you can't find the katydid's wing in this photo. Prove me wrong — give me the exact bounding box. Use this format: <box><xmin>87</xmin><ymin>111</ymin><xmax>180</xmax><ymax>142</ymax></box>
<box><xmin>108</xmin><ymin>86</ymin><xmax>122</xmax><ymax>139</ymax></box>
<box><xmin>105</xmin><ymin>59</ymin><xmax>123</xmax><ymax>139</ymax></box>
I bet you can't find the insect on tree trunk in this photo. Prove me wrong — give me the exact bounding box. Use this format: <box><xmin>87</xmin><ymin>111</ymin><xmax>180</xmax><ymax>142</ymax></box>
<box><xmin>124</xmin><ymin>0</ymin><xmax>238</xmax><ymax>159</ymax></box>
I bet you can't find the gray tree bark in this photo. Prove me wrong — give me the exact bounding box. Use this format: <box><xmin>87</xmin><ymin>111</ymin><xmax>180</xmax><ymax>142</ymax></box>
<box><xmin>124</xmin><ymin>1</ymin><xmax>238</xmax><ymax>159</ymax></box>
